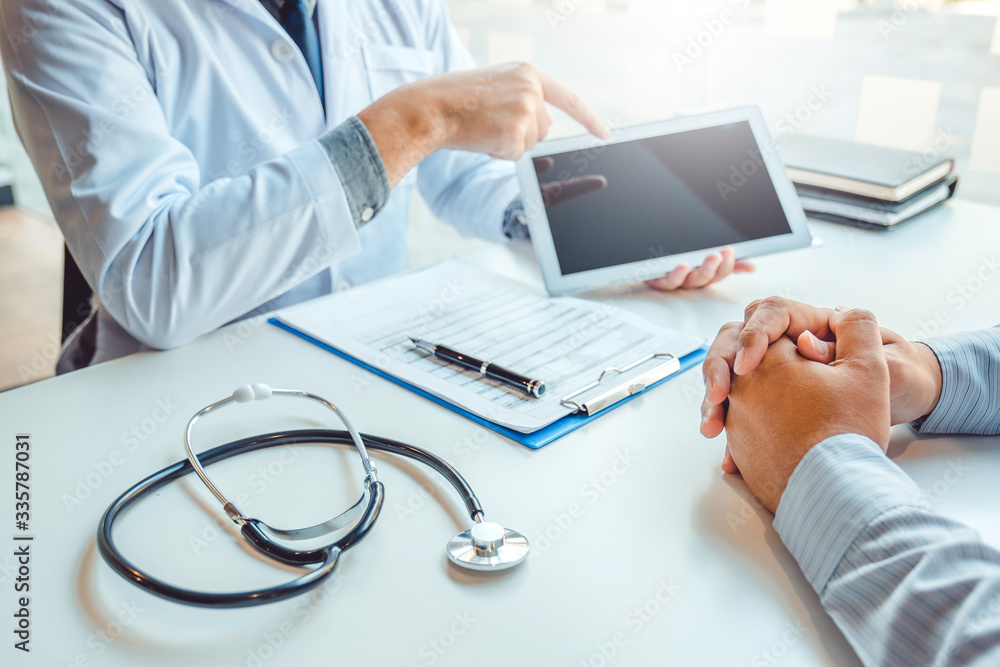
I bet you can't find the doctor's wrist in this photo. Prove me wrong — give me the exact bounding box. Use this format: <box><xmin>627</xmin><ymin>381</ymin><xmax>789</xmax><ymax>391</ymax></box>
<box><xmin>357</xmin><ymin>85</ymin><xmax>448</xmax><ymax>188</ymax></box>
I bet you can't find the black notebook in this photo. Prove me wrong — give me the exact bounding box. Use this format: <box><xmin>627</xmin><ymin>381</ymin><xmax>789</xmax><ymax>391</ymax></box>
<box><xmin>779</xmin><ymin>135</ymin><xmax>954</xmax><ymax>203</ymax></box>
<box><xmin>798</xmin><ymin>176</ymin><xmax>957</xmax><ymax>229</ymax></box>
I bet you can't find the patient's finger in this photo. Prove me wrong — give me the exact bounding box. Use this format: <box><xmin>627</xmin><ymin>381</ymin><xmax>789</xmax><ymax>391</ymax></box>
<box><xmin>796</xmin><ymin>330</ymin><xmax>836</xmax><ymax>364</ymax></box>
<box><xmin>703</xmin><ymin>321</ymin><xmax>742</xmax><ymax>407</ymax></box>
<box><xmin>722</xmin><ymin>444</ymin><xmax>739</xmax><ymax>475</ymax></box>
<box><xmin>736</xmin><ymin>298</ymin><xmax>835</xmax><ymax>375</ymax></box>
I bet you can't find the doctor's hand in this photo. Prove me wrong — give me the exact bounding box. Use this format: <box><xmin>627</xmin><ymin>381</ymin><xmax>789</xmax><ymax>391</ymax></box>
<box><xmin>645</xmin><ymin>247</ymin><xmax>755</xmax><ymax>292</ymax></box>
<box><xmin>723</xmin><ymin>309</ymin><xmax>891</xmax><ymax>513</ymax></box>
<box><xmin>701</xmin><ymin>297</ymin><xmax>943</xmax><ymax>474</ymax></box>
<box><xmin>358</xmin><ymin>62</ymin><xmax>610</xmax><ymax>187</ymax></box>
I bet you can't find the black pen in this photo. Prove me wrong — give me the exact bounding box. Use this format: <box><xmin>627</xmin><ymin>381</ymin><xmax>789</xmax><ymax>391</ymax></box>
<box><xmin>408</xmin><ymin>337</ymin><xmax>546</xmax><ymax>398</ymax></box>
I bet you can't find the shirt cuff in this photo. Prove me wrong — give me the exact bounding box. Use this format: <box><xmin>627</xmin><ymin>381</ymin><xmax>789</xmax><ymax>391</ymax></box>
<box><xmin>911</xmin><ymin>328</ymin><xmax>1000</xmax><ymax>435</ymax></box>
<box><xmin>773</xmin><ymin>433</ymin><xmax>925</xmax><ymax>595</ymax></box>
<box><xmin>502</xmin><ymin>196</ymin><xmax>530</xmax><ymax>240</ymax></box>
<box><xmin>317</xmin><ymin>116</ymin><xmax>390</xmax><ymax>230</ymax></box>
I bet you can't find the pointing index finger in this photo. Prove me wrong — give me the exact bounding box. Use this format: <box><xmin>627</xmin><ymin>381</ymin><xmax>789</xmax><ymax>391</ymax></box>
<box><xmin>537</xmin><ymin>69</ymin><xmax>611</xmax><ymax>139</ymax></box>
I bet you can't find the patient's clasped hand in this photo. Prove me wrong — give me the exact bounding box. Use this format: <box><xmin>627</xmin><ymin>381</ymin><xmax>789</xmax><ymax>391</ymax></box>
<box><xmin>700</xmin><ymin>296</ymin><xmax>944</xmax><ymax>512</ymax></box>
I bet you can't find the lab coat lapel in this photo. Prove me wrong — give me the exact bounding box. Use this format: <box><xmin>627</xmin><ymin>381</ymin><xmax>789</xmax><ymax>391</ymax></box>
<box><xmin>314</xmin><ymin>2</ymin><xmax>373</xmax><ymax>130</ymax></box>
<box><xmin>209</xmin><ymin>0</ymin><xmax>270</xmax><ymax>24</ymax></box>
<box><xmin>210</xmin><ymin>0</ymin><xmax>328</xmax><ymax>127</ymax></box>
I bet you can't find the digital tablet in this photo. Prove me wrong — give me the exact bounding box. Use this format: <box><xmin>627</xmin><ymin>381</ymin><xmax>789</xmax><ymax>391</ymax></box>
<box><xmin>515</xmin><ymin>106</ymin><xmax>812</xmax><ymax>295</ymax></box>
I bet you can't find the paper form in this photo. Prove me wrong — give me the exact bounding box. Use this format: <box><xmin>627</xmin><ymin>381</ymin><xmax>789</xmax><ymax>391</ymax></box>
<box><xmin>276</xmin><ymin>259</ymin><xmax>703</xmax><ymax>433</ymax></box>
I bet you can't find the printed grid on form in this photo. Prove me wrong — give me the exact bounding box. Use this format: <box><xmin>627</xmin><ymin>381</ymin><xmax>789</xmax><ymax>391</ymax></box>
<box><xmin>351</xmin><ymin>280</ymin><xmax>666</xmax><ymax>422</ymax></box>
<box><xmin>277</xmin><ymin>260</ymin><xmax>704</xmax><ymax>432</ymax></box>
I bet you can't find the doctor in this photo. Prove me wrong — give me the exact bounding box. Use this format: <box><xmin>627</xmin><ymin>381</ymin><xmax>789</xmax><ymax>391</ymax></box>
<box><xmin>0</xmin><ymin>0</ymin><xmax>751</xmax><ymax>371</ymax></box>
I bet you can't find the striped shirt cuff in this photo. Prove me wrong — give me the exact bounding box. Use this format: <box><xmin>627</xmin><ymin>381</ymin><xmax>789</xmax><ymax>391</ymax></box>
<box><xmin>916</xmin><ymin>327</ymin><xmax>1000</xmax><ymax>435</ymax></box>
<box><xmin>317</xmin><ymin>116</ymin><xmax>390</xmax><ymax>230</ymax></box>
<box><xmin>773</xmin><ymin>433</ymin><xmax>925</xmax><ymax>594</ymax></box>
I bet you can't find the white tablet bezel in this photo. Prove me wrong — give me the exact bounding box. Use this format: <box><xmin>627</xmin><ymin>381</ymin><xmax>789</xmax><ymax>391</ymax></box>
<box><xmin>515</xmin><ymin>106</ymin><xmax>812</xmax><ymax>295</ymax></box>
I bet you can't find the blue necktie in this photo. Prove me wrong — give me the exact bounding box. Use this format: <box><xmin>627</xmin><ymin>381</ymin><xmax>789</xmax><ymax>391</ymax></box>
<box><xmin>278</xmin><ymin>0</ymin><xmax>324</xmax><ymax>107</ymax></box>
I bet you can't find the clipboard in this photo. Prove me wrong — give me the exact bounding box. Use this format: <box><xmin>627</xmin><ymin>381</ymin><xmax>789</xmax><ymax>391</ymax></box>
<box><xmin>271</xmin><ymin>317</ymin><xmax>707</xmax><ymax>449</ymax></box>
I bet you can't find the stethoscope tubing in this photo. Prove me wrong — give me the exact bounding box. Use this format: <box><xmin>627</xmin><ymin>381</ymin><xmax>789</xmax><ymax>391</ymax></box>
<box><xmin>97</xmin><ymin>429</ymin><xmax>481</xmax><ymax>608</ymax></box>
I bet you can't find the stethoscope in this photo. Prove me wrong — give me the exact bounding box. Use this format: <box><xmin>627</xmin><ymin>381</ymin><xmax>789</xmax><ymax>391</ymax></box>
<box><xmin>97</xmin><ymin>384</ymin><xmax>530</xmax><ymax>608</ymax></box>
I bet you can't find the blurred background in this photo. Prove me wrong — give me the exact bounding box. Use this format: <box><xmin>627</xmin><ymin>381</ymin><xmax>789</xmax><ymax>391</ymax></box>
<box><xmin>2</xmin><ymin>0</ymin><xmax>999</xmax><ymax>390</ymax></box>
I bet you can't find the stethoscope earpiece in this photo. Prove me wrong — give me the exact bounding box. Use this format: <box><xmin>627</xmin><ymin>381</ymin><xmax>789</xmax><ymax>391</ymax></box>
<box><xmin>232</xmin><ymin>383</ymin><xmax>273</xmax><ymax>403</ymax></box>
<box><xmin>447</xmin><ymin>521</ymin><xmax>530</xmax><ymax>571</ymax></box>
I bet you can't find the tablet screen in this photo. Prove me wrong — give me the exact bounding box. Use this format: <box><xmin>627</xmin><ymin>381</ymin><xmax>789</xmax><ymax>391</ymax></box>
<box><xmin>534</xmin><ymin>121</ymin><xmax>792</xmax><ymax>275</ymax></box>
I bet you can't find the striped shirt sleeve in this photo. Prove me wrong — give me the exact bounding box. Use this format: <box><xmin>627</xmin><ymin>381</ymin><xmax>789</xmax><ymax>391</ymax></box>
<box><xmin>775</xmin><ymin>434</ymin><xmax>1000</xmax><ymax>666</ymax></box>
<box><xmin>916</xmin><ymin>326</ymin><xmax>1000</xmax><ymax>436</ymax></box>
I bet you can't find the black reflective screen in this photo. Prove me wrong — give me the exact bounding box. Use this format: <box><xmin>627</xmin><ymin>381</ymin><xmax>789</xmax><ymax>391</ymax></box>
<box><xmin>535</xmin><ymin>122</ymin><xmax>792</xmax><ymax>275</ymax></box>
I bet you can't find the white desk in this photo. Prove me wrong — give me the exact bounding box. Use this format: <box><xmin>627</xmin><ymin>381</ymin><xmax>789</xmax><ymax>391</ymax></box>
<box><xmin>3</xmin><ymin>200</ymin><xmax>1000</xmax><ymax>667</ymax></box>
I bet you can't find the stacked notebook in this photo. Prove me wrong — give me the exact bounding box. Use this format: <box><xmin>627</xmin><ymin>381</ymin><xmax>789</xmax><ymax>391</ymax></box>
<box><xmin>779</xmin><ymin>135</ymin><xmax>958</xmax><ymax>230</ymax></box>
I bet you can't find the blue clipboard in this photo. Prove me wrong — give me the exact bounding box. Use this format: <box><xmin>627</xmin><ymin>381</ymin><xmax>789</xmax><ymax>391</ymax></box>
<box><xmin>271</xmin><ymin>318</ymin><xmax>707</xmax><ymax>449</ymax></box>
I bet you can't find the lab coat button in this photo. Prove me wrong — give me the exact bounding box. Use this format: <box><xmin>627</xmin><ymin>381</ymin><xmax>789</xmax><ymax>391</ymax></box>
<box><xmin>360</xmin><ymin>206</ymin><xmax>375</xmax><ymax>222</ymax></box>
<box><xmin>271</xmin><ymin>40</ymin><xmax>296</xmax><ymax>63</ymax></box>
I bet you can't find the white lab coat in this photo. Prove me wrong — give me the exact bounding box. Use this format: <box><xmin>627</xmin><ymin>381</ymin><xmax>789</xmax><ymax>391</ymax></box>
<box><xmin>0</xmin><ymin>0</ymin><xmax>518</xmax><ymax>365</ymax></box>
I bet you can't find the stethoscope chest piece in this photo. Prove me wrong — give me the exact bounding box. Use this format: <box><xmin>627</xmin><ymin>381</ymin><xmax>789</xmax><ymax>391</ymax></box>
<box><xmin>447</xmin><ymin>521</ymin><xmax>530</xmax><ymax>571</ymax></box>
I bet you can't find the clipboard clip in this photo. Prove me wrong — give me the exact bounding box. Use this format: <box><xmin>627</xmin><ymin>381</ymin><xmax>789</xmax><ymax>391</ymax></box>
<box><xmin>560</xmin><ymin>353</ymin><xmax>680</xmax><ymax>417</ymax></box>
